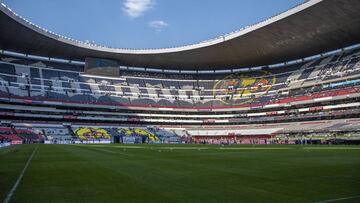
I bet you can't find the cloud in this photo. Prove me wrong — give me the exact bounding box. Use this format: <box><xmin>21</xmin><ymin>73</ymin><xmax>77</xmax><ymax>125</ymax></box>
<box><xmin>122</xmin><ymin>0</ymin><xmax>154</xmax><ymax>18</ymax></box>
<box><xmin>148</xmin><ymin>20</ymin><xmax>169</xmax><ymax>32</ymax></box>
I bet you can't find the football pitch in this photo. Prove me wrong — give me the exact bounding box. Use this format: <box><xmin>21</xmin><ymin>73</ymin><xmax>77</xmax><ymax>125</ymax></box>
<box><xmin>1</xmin><ymin>144</ymin><xmax>360</xmax><ymax>203</ymax></box>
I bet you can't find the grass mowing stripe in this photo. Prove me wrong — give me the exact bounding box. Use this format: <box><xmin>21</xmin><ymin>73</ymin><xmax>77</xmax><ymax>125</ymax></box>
<box><xmin>91</xmin><ymin>147</ymin><xmax>135</xmax><ymax>157</ymax></box>
<box><xmin>219</xmin><ymin>147</ymin><xmax>291</xmax><ymax>150</ymax></box>
<box><xmin>72</xmin><ymin>145</ymin><xmax>135</xmax><ymax>157</ymax></box>
<box><xmin>92</xmin><ymin>148</ymin><xmax>117</xmax><ymax>154</ymax></box>
<box><xmin>60</xmin><ymin>145</ymin><xmax>177</xmax><ymax>202</ymax></box>
<box><xmin>301</xmin><ymin>147</ymin><xmax>360</xmax><ymax>150</ymax></box>
<box><xmin>313</xmin><ymin>195</ymin><xmax>360</xmax><ymax>203</ymax></box>
<box><xmin>0</xmin><ymin>147</ymin><xmax>15</xmax><ymax>156</ymax></box>
<box><xmin>3</xmin><ymin>144</ymin><xmax>359</xmax><ymax>202</ymax></box>
<box><xmin>3</xmin><ymin>145</ymin><xmax>38</xmax><ymax>203</ymax></box>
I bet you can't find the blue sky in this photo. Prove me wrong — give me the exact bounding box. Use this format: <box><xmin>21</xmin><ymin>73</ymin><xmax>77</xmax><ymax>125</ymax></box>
<box><xmin>2</xmin><ymin>0</ymin><xmax>304</xmax><ymax>49</ymax></box>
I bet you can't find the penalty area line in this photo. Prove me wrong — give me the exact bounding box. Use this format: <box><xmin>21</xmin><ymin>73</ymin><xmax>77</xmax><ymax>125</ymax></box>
<box><xmin>314</xmin><ymin>195</ymin><xmax>360</xmax><ymax>203</ymax></box>
<box><xmin>3</xmin><ymin>145</ymin><xmax>38</xmax><ymax>203</ymax></box>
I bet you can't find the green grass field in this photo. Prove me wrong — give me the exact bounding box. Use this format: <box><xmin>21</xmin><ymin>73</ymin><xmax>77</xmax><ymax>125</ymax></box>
<box><xmin>1</xmin><ymin>144</ymin><xmax>360</xmax><ymax>203</ymax></box>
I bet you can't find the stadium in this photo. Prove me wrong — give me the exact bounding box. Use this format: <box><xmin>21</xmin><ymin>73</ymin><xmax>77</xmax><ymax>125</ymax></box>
<box><xmin>0</xmin><ymin>0</ymin><xmax>360</xmax><ymax>202</ymax></box>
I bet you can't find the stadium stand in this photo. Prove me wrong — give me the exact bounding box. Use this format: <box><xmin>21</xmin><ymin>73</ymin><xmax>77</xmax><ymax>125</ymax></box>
<box><xmin>0</xmin><ymin>1</ymin><xmax>360</xmax><ymax>145</ymax></box>
<box><xmin>0</xmin><ymin>47</ymin><xmax>359</xmax><ymax>109</ymax></box>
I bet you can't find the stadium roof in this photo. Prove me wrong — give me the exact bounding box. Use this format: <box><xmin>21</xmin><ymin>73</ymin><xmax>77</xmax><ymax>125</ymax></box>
<box><xmin>0</xmin><ymin>0</ymin><xmax>360</xmax><ymax>70</ymax></box>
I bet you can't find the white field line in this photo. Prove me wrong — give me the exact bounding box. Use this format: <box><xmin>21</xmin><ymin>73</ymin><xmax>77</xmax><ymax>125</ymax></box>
<box><xmin>3</xmin><ymin>145</ymin><xmax>38</xmax><ymax>203</ymax></box>
<box><xmin>313</xmin><ymin>195</ymin><xmax>360</xmax><ymax>203</ymax></box>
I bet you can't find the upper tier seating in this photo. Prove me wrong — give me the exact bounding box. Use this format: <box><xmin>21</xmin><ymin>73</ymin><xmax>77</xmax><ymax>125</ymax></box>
<box><xmin>0</xmin><ymin>47</ymin><xmax>359</xmax><ymax>109</ymax></box>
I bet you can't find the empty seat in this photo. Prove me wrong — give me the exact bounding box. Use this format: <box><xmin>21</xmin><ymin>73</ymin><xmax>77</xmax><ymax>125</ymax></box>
<box><xmin>0</xmin><ymin>63</ymin><xmax>16</xmax><ymax>75</ymax></box>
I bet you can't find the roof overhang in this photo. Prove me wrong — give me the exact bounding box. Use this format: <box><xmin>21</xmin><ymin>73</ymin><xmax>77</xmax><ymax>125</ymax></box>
<box><xmin>0</xmin><ymin>0</ymin><xmax>360</xmax><ymax>70</ymax></box>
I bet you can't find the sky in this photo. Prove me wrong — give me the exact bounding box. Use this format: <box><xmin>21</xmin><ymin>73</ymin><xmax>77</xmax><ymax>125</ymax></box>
<box><xmin>1</xmin><ymin>0</ymin><xmax>305</xmax><ymax>49</ymax></box>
